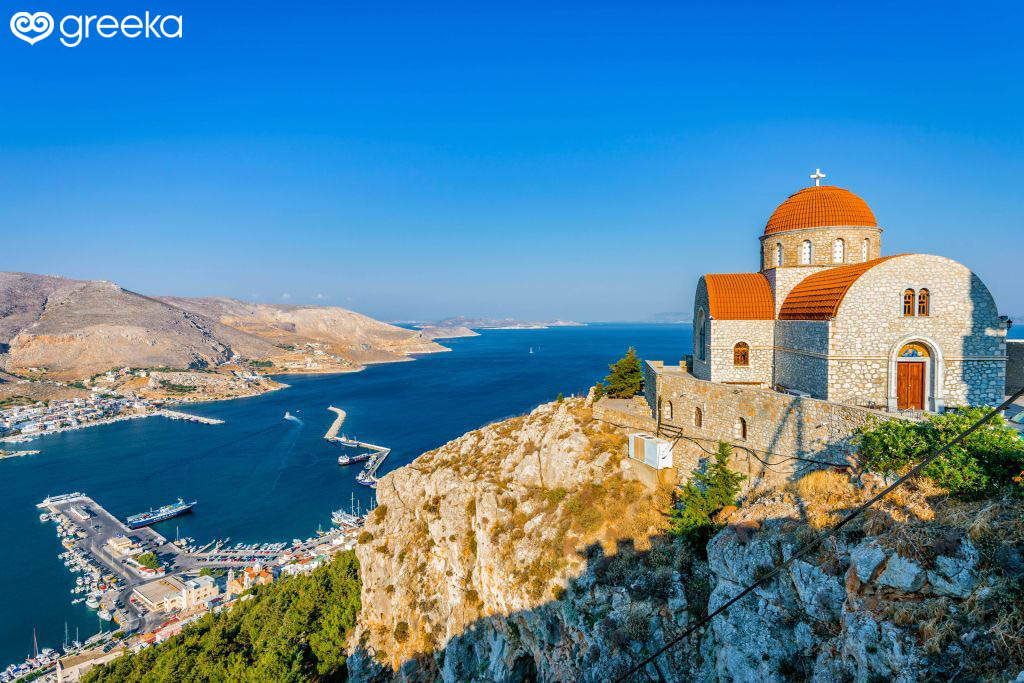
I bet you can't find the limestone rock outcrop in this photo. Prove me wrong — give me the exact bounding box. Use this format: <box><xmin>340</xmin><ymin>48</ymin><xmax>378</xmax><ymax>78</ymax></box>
<box><xmin>349</xmin><ymin>400</ymin><xmax>1024</xmax><ymax>682</ymax></box>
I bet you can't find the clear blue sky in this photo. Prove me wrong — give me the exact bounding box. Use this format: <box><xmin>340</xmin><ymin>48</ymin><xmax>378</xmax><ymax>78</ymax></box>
<box><xmin>3</xmin><ymin>1</ymin><xmax>1022</xmax><ymax>321</ymax></box>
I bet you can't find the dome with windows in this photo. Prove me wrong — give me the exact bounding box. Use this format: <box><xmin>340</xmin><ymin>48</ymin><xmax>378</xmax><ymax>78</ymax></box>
<box><xmin>764</xmin><ymin>186</ymin><xmax>876</xmax><ymax>235</ymax></box>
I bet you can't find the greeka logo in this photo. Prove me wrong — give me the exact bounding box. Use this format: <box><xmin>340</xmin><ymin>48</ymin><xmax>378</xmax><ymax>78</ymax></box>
<box><xmin>10</xmin><ymin>11</ymin><xmax>52</xmax><ymax>44</ymax></box>
<box><xmin>10</xmin><ymin>10</ymin><xmax>182</xmax><ymax>47</ymax></box>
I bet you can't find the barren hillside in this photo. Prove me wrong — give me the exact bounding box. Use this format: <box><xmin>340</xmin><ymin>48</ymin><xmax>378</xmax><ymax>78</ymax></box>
<box><xmin>157</xmin><ymin>297</ymin><xmax>446</xmax><ymax>364</ymax></box>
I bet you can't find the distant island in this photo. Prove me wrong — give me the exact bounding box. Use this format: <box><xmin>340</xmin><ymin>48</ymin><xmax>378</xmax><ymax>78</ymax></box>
<box><xmin>413</xmin><ymin>316</ymin><xmax>585</xmax><ymax>331</ymax></box>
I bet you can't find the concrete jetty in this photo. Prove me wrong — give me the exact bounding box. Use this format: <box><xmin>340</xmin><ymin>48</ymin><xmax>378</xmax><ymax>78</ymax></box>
<box><xmin>323</xmin><ymin>406</ymin><xmax>347</xmax><ymax>441</ymax></box>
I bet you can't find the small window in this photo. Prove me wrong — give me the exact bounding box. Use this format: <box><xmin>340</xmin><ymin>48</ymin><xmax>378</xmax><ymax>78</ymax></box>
<box><xmin>663</xmin><ymin>401</ymin><xmax>673</xmax><ymax>421</ymax></box>
<box><xmin>733</xmin><ymin>342</ymin><xmax>749</xmax><ymax>367</ymax></box>
<box><xmin>801</xmin><ymin>240</ymin><xmax>812</xmax><ymax>265</ymax></box>
<box><xmin>775</xmin><ymin>243</ymin><xmax>783</xmax><ymax>267</ymax></box>
<box><xmin>735</xmin><ymin>417</ymin><xmax>747</xmax><ymax>441</ymax></box>
<box><xmin>694</xmin><ymin>407</ymin><xmax>702</xmax><ymax>428</ymax></box>
<box><xmin>918</xmin><ymin>289</ymin><xmax>930</xmax><ymax>316</ymax></box>
<box><xmin>862</xmin><ymin>238</ymin><xmax>870</xmax><ymax>261</ymax></box>
<box><xmin>696</xmin><ymin>310</ymin><xmax>707</xmax><ymax>361</ymax></box>
<box><xmin>903</xmin><ymin>289</ymin><xmax>915</xmax><ymax>317</ymax></box>
<box><xmin>832</xmin><ymin>238</ymin><xmax>845</xmax><ymax>263</ymax></box>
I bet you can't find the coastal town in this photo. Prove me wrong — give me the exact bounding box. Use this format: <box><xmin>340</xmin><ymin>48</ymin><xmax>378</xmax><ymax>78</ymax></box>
<box><xmin>1</xmin><ymin>408</ymin><xmax>376</xmax><ymax>682</ymax></box>
<box><xmin>4</xmin><ymin>492</ymin><xmax>365</xmax><ymax>682</ymax></box>
<box><xmin>0</xmin><ymin>395</ymin><xmax>223</xmax><ymax>445</ymax></box>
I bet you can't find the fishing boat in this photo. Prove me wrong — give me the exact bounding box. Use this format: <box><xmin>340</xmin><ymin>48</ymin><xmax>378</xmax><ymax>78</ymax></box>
<box><xmin>97</xmin><ymin>609</ymin><xmax>112</xmax><ymax>621</ymax></box>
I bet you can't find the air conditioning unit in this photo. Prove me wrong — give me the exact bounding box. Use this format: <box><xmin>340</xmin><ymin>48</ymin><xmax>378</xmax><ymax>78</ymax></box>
<box><xmin>628</xmin><ymin>433</ymin><xmax>673</xmax><ymax>470</ymax></box>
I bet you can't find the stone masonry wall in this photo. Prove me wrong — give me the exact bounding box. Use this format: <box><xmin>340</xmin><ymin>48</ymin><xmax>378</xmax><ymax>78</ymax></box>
<box><xmin>692</xmin><ymin>278</ymin><xmax>711</xmax><ymax>380</ymax></box>
<box><xmin>639</xmin><ymin>361</ymin><xmax>884</xmax><ymax>488</ymax></box>
<box><xmin>707</xmin><ymin>319</ymin><xmax>773</xmax><ymax>387</ymax></box>
<box><xmin>773</xmin><ymin>320</ymin><xmax>830</xmax><ymax>398</ymax></box>
<box><xmin>759</xmin><ymin>226</ymin><xmax>881</xmax><ymax>271</ymax></box>
<box><xmin>828</xmin><ymin>254</ymin><xmax>1007</xmax><ymax>410</ymax></box>
<box><xmin>1008</xmin><ymin>340</ymin><xmax>1024</xmax><ymax>395</ymax></box>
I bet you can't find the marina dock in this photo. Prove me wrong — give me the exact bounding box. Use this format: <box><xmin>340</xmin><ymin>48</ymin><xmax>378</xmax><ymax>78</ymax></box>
<box><xmin>158</xmin><ymin>410</ymin><xmax>224</xmax><ymax>425</ymax></box>
<box><xmin>0</xmin><ymin>449</ymin><xmax>40</xmax><ymax>459</ymax></box>
<box><xmin>336</xmin><ymin>436</ymin><xmax>390</xmax><ymax>488</ymax></box>
<box><xmin>36</xmin><ymin>491</ymin><xmax>365</xmax><ymax>637</ymax></box>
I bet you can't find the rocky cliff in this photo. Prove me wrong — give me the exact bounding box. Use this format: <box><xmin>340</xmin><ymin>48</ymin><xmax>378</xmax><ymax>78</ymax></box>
<box><xmin>349</xmin><ymin>398</ymin><xmax>1024</xmax><ymax>682</ymax></box>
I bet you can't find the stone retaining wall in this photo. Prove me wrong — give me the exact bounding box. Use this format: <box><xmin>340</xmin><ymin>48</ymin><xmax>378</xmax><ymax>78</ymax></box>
<box><xmin>600</xmin><ymin>362</ymin><xmax>890</xmax><ymax>490</ymax></box>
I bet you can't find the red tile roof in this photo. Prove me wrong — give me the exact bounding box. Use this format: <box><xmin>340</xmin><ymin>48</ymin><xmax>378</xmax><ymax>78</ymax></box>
<box><xmin>778</xmin><ymin>256</ymin><xmax>900</xmax><ymax>320</ymax></box>
<box><xmin>765</xmin><ymin>186</ymin><xmax>876</xmax><ymax>235</ymax></box>
<box><xmin>704</xmin><ymin>273</ymin><xmax>774</xmax><ymax>320</ymax></box>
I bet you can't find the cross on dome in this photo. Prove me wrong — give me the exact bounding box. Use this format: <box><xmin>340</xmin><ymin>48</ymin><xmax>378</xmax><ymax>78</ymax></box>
<box><xmin>809</xmin><ymin>168</ymin><xmax>827</xmax><ymax>186</ymax></box>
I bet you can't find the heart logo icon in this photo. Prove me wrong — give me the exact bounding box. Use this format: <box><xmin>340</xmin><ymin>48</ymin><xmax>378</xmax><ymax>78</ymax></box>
<box><xmin>10</xmin><ymin>11</ymin><xmax>54</xmax><ymax>45</ymax></box>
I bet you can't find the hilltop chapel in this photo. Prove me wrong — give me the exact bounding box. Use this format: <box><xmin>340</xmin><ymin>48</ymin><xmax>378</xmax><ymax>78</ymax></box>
<box><xmin>686</xmin><ymin>170</ymin><xmax>1009</xmax><ymax>413</ymax></box>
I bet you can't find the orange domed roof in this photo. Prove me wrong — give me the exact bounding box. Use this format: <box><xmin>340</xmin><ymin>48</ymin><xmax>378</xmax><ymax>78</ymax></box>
<box><xmin>764</xmin><ymin>186</ymin><xmax>876</xmax><ymax>235</ymax></box>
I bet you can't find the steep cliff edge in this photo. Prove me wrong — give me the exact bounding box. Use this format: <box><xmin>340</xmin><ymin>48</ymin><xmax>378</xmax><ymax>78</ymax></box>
<box><xmin>350</xmin><ymin>399</ymin><xmax>1024</xmax><ymax>682</ymax></box>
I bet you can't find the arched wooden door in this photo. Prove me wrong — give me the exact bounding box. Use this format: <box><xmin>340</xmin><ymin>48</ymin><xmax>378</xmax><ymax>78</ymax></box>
<box><xmin>896</xmin><ymin>342</ymin><xmax>930</xmax><ymax>411</ymax></box>
<box><xmin>896</xmin><ymin>361</ymin><xmax>925</xmax><ymax>410</ymax></box>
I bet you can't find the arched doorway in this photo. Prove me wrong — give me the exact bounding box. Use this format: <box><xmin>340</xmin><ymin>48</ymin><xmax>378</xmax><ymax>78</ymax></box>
<box><xmin>887</xmin><ymin>339</ymin><xmax>943</xmax><ymax>413</ymax></box>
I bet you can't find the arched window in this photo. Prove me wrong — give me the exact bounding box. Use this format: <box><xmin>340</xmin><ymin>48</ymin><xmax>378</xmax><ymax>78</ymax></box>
<box><xmin>862</xmin><ymin>238</ymin><xmax>870</xmax><ymax>261</ymax></box>
<box><xmin>663</xmin><ymin>400</ymin><xmax>673</xmax><ymax>421</ymax></box>
<box><xmin>735</xmin><ymin>417</ymin><xmax>747</xmax><ymax>441</ymax></box>
<box><xmin>918</xmin><ymin>289</ymin><xmax>930</xmax><ymax>316</ymax></box>
<box><xmin>733</xmin><ymin>342</ymin><xmax>749</xmax><ymax>367</ymax></box>
<box><xmin>832</xmin><ymin>238</ymin><xmax>845</xmax><ymax>263</ymax></box>
<box><xmin>903</xmin><ymin>289</ymin><xmax>915</xmax><ymax>317</ymax></box>
<box><xmin>800</xmin><ymin>240</ymin><xmax>812</xmax><ymax>265</ymax></box>
<box><xmin>696</xmin><ymin>309</ymin><xmax>707</xmax><ymax>361</ymax></box>
<box><xmin>775</xmin><ymin>243</ymin><xmax>783</xmax><ymax>267</ymax></box>
<box><xmin>694</xmin><ymin>407</ymin><xmax>703</xmax><ymax>428</ymax></box>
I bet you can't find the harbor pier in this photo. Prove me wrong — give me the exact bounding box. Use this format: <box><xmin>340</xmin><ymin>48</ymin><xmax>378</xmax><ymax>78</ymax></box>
<box><xmin>323</xmin><ymin>406</ymin><xmax>347</xmax><ymax>441</ymax></box>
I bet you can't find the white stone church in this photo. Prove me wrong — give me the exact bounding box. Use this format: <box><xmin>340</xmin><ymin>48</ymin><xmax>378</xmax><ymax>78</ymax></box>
<box><xmin>691</xmin><ymin>171</ymin><xmax>1010</xmax><ymax>412</ymax></box>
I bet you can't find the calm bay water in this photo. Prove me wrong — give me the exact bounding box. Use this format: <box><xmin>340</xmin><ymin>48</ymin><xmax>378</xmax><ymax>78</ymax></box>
<box><xmin>0</xmin><ymin>323</ymin><xmax>689</xmax><ymax>663</ymax></box>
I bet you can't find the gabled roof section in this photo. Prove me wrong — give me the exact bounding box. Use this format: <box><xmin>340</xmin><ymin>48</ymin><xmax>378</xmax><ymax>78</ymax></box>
<box><xmin>703</xmin><ymin>273</ymin><xmax>774</xmax><ymax>320</ymax></box>
<box><xmin>778</xmin><ymin>255</ymin><xmax>901</xmax><ymax>320</ymax></box>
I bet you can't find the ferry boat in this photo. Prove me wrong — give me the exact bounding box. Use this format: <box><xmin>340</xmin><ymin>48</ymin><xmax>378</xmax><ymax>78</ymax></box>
<box><xmin>338</xmin><ymin>451</ymin><xmax>371</xmax><ymax>466</ymax></box>
<box><xmin>126</xmin><ymin>498</ymin><xmax>196</xmax><ymax>529</ymax></box>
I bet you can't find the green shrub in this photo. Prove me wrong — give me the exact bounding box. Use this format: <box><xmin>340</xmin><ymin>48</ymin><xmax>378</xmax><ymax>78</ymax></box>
<box><xmin>624</xmin><ymin>611</ymin><xmax>650</xmax><ymax>642</ymax></box>
<box><xmin>668</xmin><ymin>441</ymin><xmax>745</xmax><ymax>550</ymax></box>
<box><xmin>857</xmin><ymin>407</ymin><xmax>1024</xmax><ymax>499</ymax></box>
<box><xmin>393</xmin><ymin>621</ymin><xmax>410</xmax><ymax>644</ymax></box>
<box><xmin>545</xmin><ymin>487</ymin><xmax>568</xmax><ymax>507</ymax></box>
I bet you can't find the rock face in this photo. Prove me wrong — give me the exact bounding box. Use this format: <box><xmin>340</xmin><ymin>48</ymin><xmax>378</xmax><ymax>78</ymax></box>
<box><xmin>349</xmin><ymin>401</ymin><xmax>1024</xmax><ymax>682</ymax></box>
<box><xmin>350</xmin><ymin>398</ymin><xmax>698</xmax><ymax>681</ymax></box>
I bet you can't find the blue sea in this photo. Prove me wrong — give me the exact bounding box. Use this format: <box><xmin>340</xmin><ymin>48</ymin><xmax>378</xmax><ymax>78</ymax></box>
<box><xmin>0</xmin><ymin>323</ymin><xmax>690</xmax><ymax>664</ymax></box>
